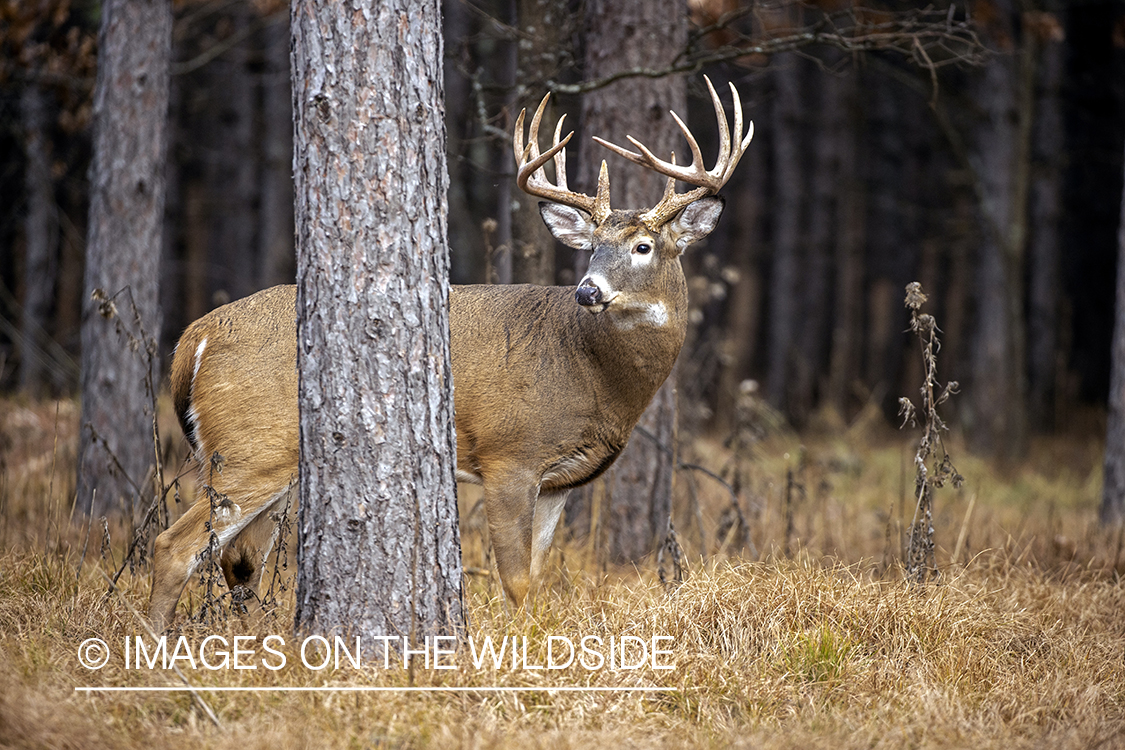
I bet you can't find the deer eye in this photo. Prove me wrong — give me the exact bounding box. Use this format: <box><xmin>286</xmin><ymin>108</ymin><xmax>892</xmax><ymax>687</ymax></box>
<box><xmin>634</xmin><ymin>242</ymin><xmax>652</xmax><ymax>255</ymax></box>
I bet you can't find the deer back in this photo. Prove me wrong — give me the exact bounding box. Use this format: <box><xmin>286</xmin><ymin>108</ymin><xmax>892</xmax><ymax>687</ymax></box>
<box><xmin>170</xmin><ymin>286</ymin><xmax>300</xmax><ymax>485</ymax></box>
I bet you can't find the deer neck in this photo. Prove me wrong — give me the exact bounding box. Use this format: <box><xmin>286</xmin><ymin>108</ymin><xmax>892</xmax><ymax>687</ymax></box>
<box><xmin>574</xmin><ymin>273</ymin><xmax>688</xmax><ymax>410</ymax></box>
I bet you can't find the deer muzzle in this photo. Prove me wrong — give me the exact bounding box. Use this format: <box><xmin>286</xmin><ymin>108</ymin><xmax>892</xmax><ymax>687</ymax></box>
<box><xmin>575</xmin><ymin>278</ymin><xmax>612</xmax><ymax>313</ymax></box>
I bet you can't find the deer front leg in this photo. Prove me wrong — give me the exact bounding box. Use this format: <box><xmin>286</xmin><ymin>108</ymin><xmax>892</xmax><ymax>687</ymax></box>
<box><xmin>482</xmin><ymin>473</ymin><xmax>537</xmax><ymax>606</ymax></box>
<box><xmin>149</xmin><ymin>492</ymin><xmax>262</xmax><ymax>632</ymax></box>
<box><xmin>530</xmin><ymin>489</ymin><xmax>568</xmax><ymax>582</ymax></box>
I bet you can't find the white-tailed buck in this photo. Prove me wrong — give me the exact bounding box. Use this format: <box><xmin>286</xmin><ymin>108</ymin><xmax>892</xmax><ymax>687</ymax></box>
<box><xmin>149</xmin><ymin>77</ymin><xmax>753</xmax><ymax>631</ymax></box>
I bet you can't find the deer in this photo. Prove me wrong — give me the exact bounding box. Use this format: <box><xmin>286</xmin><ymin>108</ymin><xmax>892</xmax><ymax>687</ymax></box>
<box><xmin>147</xmin><ymin>77</ymin><xmax>753</xmax><ymax>631</ymax></box>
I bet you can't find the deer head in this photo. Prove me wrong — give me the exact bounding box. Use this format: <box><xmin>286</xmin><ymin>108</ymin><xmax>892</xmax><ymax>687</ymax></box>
<box><xmin>513</xmin><ymin>76</ymin><xmax>754</xmax><ymax>328</ymax></box>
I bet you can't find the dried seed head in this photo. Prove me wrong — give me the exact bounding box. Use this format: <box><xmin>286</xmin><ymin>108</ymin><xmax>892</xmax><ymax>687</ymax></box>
<box><xmin>911</xmin><ymin>313</ymin><xmax>936</xmax><ymax>336</ymax></box>
<box><xmin>904</xmin><ymin>282</ymin><xmax>928</xmax><ymax>311</ymax></box>
<box><xmin>898</xmin><ymin>397</ymin><xmax>917</xmax><ymax>428</ymax></box>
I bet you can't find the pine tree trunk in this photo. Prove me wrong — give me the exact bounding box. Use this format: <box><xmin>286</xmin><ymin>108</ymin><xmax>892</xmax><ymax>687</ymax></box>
<box><xmin>1029</xmin><ymin>35</ymin><xmax>1065</xmax><ymax>430</ymax></box>
<box><xmin>207</xmin><ymin>4</ymin><xmax>257</xmax><ymax>302</ymax></box>
<box><xmin>1101</xmin><ymin>138</ymin><xmax>1125</xmax><ymax>526</ymax></box>
<box><xmin>19</xmin><ymin>83</ymin><xmax>56</xmax><ymax>398</ymax></box>
<box><xmin>797</xmin><ymin>64</ymin><xmax>841</xmax><ymax>423</ymax></box>
<box><xmin>257</xmin><ymin>15</ymin><xmax>295</xmax><ymax>289</ymax></box>
<box><xmin>491</xmin><ymin>8</ymin><xmax>516</xmax><ymax>287</ymax></box>
<box><xmin>77</xmin><ymin>0</ymin><xmax>171</xmax><ymax>518</ymax></box>
<box><xmin>967</xmin><ymin>0</ymin><xmax>1034</xmax><ymax>456</ymax></box>
<box><xmin>766</xmin><ymin>54</ymin><xmax>803</xmax><ymax>413</ymax></box>
<box><xmin>970</xmin><ymin>43</ymin><xmax>1031</xmax><ymax>456</ymax></box>
<box><xmin>576</xmin><ymin>0</ymin><xmax>686</xmax><ymax>564</ymax></box>
<box><xmin>863</xmin><ymin>71</ymin><xmax>905</xmax><ymax>403</ymax></box>
<box><xmin>291</xmin><ymin>0</ymin><xmax>465</xmax><ymax>643</ymax></box>
<box><xmin>442</xmin><ymin>0</ymin><xmax>478</xmax><ymax>283</ymax></box>
<box><xmin>715</xmin><ymin>130</ymin><xmax>767</xmax><ymax>433</ymax></box>
<box><xmin>509</xmin><ymin>0</ymin><xmax>570</xmax><ymax>286</ymax></box>
<box><xmin>827</xmin><ymin>71</ymin><xmax>864</xmax><ymax>417</ymax></box>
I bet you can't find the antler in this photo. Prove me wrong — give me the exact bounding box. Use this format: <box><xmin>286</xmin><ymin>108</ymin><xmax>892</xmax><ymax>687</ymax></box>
<box><xmin>514</xmin><ymin>94</ymin><xmax>612</xmax><ymax>224</ymax></box>
<box><xmin>592</xmin><ymin>75</ymin><xmax>754</xmax><ymax>229</ymax></box>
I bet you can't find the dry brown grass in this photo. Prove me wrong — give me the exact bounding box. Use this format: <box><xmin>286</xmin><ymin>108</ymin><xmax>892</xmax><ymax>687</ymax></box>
<box><xmin>2</xmin><ymin>397</ymin><xmax>1124</xmax><ymax>749</ymax></box>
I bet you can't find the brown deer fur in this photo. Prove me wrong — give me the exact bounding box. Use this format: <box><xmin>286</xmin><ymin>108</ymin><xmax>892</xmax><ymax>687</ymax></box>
<box><xmin>149</xmin><ymin>82</ymin><xmax>749</xmax><ymax>630</ymax></box>
<box><xmin>149</xmin><ymin>202</ymin><xmax>723</xmax><ymax>630</ymax></box>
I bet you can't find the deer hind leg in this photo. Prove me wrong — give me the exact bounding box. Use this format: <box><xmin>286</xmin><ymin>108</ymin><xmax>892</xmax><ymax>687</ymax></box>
<box><xmin>530</xmin><ymin>489</ymin><xmax>568</xmax><ymax>585</ymax></box>
<box><xmin>481</xmin><ymin>472</ymin><xmax>537</xmax><ymax>607</ymax></box>
<box><xmin>149</xmin><ymin>485</ymin><xmax>279</xmax><ymax>632</ymax></box>
<box><xmin>220</xmin><ymin>484</ymin><xmax>295</xmax><ymax>613</ymax></box>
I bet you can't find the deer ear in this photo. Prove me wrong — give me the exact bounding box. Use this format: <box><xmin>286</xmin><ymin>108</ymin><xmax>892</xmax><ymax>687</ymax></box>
<box><xmin>670</xmin><ymin>196</ymin><xmax>724</xmax><ymax>251</ymax></box>
<box><xmin>539</xmin><ymin>202</ymin><xmax>596</xmax><ymax>250</ymax></box>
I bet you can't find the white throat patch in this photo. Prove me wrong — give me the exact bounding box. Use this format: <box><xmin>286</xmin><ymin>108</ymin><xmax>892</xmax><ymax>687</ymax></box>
<box><xmin>613</xmin><ymin>300</ymin><xmax>669</xmax><ymax>329</ymax></box>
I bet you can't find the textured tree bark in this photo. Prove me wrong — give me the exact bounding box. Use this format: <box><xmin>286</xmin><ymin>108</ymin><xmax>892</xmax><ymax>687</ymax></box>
<box><xmin>1101</xmin><ymin>138</ymin><xmax>1125</xmax><ymax>526</ymax></box>
<box><xmin>575</xmin><ymin>0</ymin><xmax>686</xmax><ymax>564</ymax></box>
<box><xmin>509</xmin><ymin>0</ymin><xmax>571</xmax><ymax>286</ymax></box>
<box><xmin>19</xmin><ymin>83</ymin><xmax>56</xmax><ymax>398</ymax></box>
<box><xmin>291</xmin><ymin>0</ymin><xmax>465</xmax><ymax>644</ymax></box>
<box><xmin>77</xmin><ymin>0</ymin><xmax>171</xmax><ymax>518</ymax></box>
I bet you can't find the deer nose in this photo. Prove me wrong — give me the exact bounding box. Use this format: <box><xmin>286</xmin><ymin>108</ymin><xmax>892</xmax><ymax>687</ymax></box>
<box><xmin>575</xmin><ymin>281</ymin><xmax>603</xmax><ymax>307</ymax></box>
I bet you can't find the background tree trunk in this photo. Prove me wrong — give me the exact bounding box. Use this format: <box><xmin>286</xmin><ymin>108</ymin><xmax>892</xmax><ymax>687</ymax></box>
<box><xmin>509</xmin><ymin>0</ymin><xmax>571</xmax><ymax>286</ymax></box>
<box><xmin>205</xmin><ymin>3</ymin><xmax>257</xmax><ymax>304</ymax></box>
<box><xmin>257</xmin><ymin>15</ymin><xmax>295</xmax><ymax>289</ymax></box>
<box><xmin>1028</xmin><ymin>29</ymin><xmax>1065</xmax><ymax>430</ymax></box>
<box><xmin>969</xmin><ymin>7</ymin><xmax>1032</xmax><ymax>456</ymax></box>
<box><xmin>291</xmin><ymin>0</ymin><xmax>464</xmax><ymax>643</ymax></box>
<box><xmin>77</xmin><ymin>0</ymin><xmax>171</xmax><ymax>518</ymax></box>
<box><xmin>19</xmin><ymin>83</ymin><xmax>56</xmax><ymax>398</ymax></box>
<box><xmin>796</xmin><ymin>62</ymin><xmax>840</xmax><ymax>424</ymax></box>
<box><xmin>574</xmin><ymin>0</ymin><xmax>687</xmax><ymax>564</ymax></box>
<box><xmin>1101</xmin><ymin>137</ymin><xmax>1125</xmax><ymax>526</ymax></box>
<box><xmin>766</xmin><ymin>54</ymin><xmax>803</xmax><ymax>414</ymax></box>
<box><xmin>827</xmin><ymin>71</ymin><xmax>865</xmax><ymax>418</ymax></box>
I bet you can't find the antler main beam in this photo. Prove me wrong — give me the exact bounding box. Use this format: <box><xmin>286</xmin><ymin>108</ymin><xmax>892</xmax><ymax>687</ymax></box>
<box><xmin>514</xmin><ymin>94</ymin><xmax>612</xmax><ymax>224</ymax></box>
<box><xmin>592</xmin><ymin>75</ymin><xmax>754</xmax><ymax>229</ymax></box>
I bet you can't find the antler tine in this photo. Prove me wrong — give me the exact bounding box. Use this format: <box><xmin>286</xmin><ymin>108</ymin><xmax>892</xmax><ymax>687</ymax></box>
<box><xmin>593</xmin><ymin>107</ymin><xmax>710</xmax><ymax>187</ymax></box>
<box><xmin>720</xmin><ymin>82</ymin><xmax>755</xmax><ymax>185</ymax></box>
<box><xmin>514</xmin><ymin>93</ymin><xmax>609</xmax><ymax>220</ymax></box>
<box><xmin>705</xmin><ymin>76</ymin><xmax>731</xmax><ymax>182</ymax></box>
<box><xmin>592</xmin><ymin>75</ymin><xmax>755</xmax><ymax>228</ymax></box>
<box><xmin>553</xmin><ymin>116</ymin><xmax>569</xmax><ymax>191</ymax></box>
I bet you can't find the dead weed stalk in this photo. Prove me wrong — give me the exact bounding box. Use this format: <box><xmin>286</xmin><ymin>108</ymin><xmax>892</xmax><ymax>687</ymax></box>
<box><xmin>898</xmin><ymin>282</ymin><xmax>963</xmax><ymax>584</ymax></box>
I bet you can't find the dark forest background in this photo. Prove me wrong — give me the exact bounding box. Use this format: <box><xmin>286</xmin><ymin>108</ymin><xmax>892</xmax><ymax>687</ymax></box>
<box><xmin>2</xmin><ymin>0</ymin><xmax>1124</xmax><ymax>455</ymax></box>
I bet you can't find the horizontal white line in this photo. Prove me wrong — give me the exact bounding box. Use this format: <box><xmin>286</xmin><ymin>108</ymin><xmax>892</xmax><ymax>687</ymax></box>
<box><xmin>76</xmin><ymin>686</ymin><xmax>676</xmax><ymax>693</ymax></box>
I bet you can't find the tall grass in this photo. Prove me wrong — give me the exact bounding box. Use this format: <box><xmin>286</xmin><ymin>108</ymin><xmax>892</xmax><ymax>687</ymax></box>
<box><xmin>1</xmin><ymin>396</ymin><xmax>1123</xmax><ymax>749</ymax></box>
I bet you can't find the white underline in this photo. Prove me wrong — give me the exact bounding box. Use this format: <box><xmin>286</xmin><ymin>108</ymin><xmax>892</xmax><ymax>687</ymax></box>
<box><xmin>76</xmin><ymin>686</ymin><xmax>676</xmax><ymax>693</ymax></box>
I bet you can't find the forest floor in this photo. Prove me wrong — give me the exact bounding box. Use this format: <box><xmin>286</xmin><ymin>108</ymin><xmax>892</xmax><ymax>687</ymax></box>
<box><xmin>1</xmin><ymin>396</ymin><xmax>1123</xmax><ymax>749</ymax></box>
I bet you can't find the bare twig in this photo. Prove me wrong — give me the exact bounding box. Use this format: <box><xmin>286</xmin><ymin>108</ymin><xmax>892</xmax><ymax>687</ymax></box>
<box><xmin>549</xmin><ymin>3</ymin><xmax>987</xmax><ymax>95</ymax></box>
<box><xmin>657</xmin><ymin>521</ymin><xmax>685</xmax><ymax>590</ymax></box>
